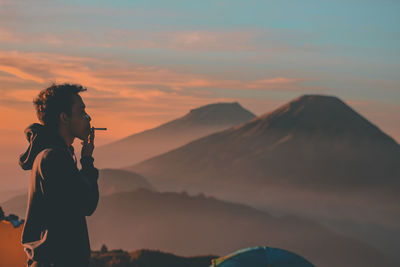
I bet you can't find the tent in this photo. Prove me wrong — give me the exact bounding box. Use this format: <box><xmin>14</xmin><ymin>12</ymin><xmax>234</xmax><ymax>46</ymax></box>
<box><xmin>0</xmin><ymin>221</ymin><xmax>27</xmax><ymax>267</ymax></box>
<box><xmin>210</xmin><ymin>246</ymin><xmax>314</xmax><ymax>267</ymax></box>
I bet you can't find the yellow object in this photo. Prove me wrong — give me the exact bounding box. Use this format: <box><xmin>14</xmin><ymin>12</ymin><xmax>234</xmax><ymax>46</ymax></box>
<box><xmin>0</xmin><ymin>221</ymin><xmax>27</xmax><ymax>267</ymax></box>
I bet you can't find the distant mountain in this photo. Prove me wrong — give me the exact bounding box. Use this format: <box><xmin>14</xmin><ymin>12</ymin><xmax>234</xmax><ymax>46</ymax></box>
<box><xmin>128</xmin><ymin>95</ymin><xmax>400</xmax><ymax>195</ymax></box>
<box><xmin>98</xmin><ymin>169</ymin><xmax>155</xmax><ymax>195</ymax></box>
<box><xmin>1</xmin><ymin>194</ymin><xmax>26</xmax><ymax>218</ymax></box>
<box><xmin>86</xmin><ymin>188</ymin><xmax>395</xmax><ymax>267</ymax></box>
<box><xmin>1</xmin><ymin>169</ymin><xmax>154</xmax><ymax>218</ymax></box>
<box><xmin>94</xmin><ymin>102</ymin><xmax>255</xmax><ymax>168</ymax></box>
<box><xmin>91</xmin><ymin>248</ymin><xmax>217</xmax><ymax>267</ymax></box>
<box><xmin>0</xmin><ymin>187</ymin><xmax>26</xmax><ymax>203</ymax></box>
<box><xmin>126</xmin><ymin>95</ymin><xmax>400</xmax><ymax>264</ymax></box>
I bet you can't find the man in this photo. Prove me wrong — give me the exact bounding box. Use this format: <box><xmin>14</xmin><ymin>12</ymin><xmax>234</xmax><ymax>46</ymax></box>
<box><xmin>19</xmin><ymin>83</ymin><xmax>99</xmax><ymax>267</ymax></box>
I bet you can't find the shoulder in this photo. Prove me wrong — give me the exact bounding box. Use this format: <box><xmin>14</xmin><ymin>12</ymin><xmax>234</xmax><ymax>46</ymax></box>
<box><xmin>33</xmin><ymin>147</ymin><xmax>75</xmax><ymax>181</ymax></box>
<box><xmin>35</xmin><ymin>147</ymin><xmax>71</xmax><ymax>169</ymax></box>
<box><xmin>38</xmin><ymin>147</ymin><xmax>69</xmax><ymax>160</ymax></box>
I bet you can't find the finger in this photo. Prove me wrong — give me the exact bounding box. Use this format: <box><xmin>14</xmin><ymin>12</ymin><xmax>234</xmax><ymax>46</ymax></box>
<box><xmin>90</xmin><ymin>128</ymin><xmax>95</xmax><ymax>143</ymax></box>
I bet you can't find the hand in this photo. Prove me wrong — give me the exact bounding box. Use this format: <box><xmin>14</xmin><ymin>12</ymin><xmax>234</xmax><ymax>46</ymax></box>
<box><xmin>81</xmin><ymin>127</ymin><xmax>95</xmax><ymax>157</ymax></box>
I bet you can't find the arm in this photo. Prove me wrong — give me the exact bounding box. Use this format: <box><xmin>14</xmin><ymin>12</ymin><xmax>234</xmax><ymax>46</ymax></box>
<box><xmin>79</xmin><ymin>155</ymin><xmax>99</xmax><ymax>216</ymax></box>
<box><xmin>79</xmin><ymin>127</ymin><xmax>99</xmax><ymax>216</ymax></box>
<box><xmin>40</xmin><ymin>148</ymin><xmax>99</xmax><ymax>218</ymax></box>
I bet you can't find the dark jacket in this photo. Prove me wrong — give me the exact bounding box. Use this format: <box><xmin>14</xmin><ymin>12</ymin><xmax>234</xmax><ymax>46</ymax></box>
<box><xmin>19</xmin><ymin>123</ymin><xmax>99</xmax><ymax>266</ymax></box>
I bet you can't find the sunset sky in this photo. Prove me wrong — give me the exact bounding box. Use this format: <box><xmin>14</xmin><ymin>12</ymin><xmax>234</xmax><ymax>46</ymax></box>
<box><xmin>1</xmin><ymin>0</ymin><xmax>399</xmax><ymax>190</ymax></box>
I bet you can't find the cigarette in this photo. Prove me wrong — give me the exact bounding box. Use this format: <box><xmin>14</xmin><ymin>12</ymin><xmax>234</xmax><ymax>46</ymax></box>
<box><xmin>93</xmin><ymin>128</ymin><xmax>107</xmax><ymax>130</ymax></box>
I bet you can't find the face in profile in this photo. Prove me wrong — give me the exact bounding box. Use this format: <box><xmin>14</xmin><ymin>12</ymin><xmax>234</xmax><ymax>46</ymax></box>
<box><xmin>68</xmin><ymin>94</ymin><xmax>92</xmax><ymax>141</ymax></box>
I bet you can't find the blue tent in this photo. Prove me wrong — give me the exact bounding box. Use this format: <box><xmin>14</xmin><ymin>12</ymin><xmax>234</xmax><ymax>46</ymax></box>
<box><xmin>210</xmin><ymin>246</ymin><xmax>314</xmax><ymax>267</ymax></box>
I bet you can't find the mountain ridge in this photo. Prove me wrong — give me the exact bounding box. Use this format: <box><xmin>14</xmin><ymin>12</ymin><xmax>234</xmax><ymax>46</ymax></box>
<box><xmin>125</xmin><ymin>94</ymin><xmax>400</xmax><ymax>264</ymax></box>
<box><xmin>94</xmin><ymin>102</ymin><xmax>255</xmax><ymax>168</ymax></box>
<box><xmin>86</xmin><ymin>188</ymin><xmax>396</xmax><ymax>267</ymax></box>
<box><xmin>129</xmin><ymin>94</ymin><xmax>400</xmax><ymax>193</ymax></box>
<box><xmin>235</xmin><ymin>94</ymin><xmax>398</xmax><ymax>146</ymax></box>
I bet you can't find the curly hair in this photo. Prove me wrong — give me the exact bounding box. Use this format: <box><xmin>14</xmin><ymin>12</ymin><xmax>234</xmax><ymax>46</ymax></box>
<box><xmin>33</xmin><ymin>83</ymin><xmax>87</xmax><ymax>129</ymax></box>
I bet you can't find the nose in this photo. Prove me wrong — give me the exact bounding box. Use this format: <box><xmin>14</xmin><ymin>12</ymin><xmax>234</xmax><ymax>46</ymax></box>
<box><xmin>84</xmin><ymin>114</ymin><xmax>91</xmax><ymax>122</ymax></box>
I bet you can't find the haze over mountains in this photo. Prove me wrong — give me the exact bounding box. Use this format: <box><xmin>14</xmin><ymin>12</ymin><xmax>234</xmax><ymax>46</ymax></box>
<box><xmin>86</xmin><ymin>188</ymin><xmax>394</xmax><ymax>267</ymax></box>
<box><xmin>98</xmin><ymin>169</ymin><xmax>154</xmax><ymax>195</ymax></box>
<box><xmin>0</xmin><ymin>169</ymin><xmax>154</xmax><ymax>218</ymax></box>
<box><xmin>126</xmin><ymin>94</ymin><xmax>400</xmax><ymax>263</ymax></box>
<box><xmin>4</xmin><ymin>95</ymin><xmax>399</xmax><ymax>266</ymax></box>
<box><xmin>10</xmin><ymin>188</ymin><xmax>394</xmax><ymax>267</ymax></box>
<box><xmin>0</xmin><ymin>188</ymin><xmax>26</xmax><ymax>203</ymax></box>
<box><xmin>94</xmin><ymin>102</ymin><xmax>255</xmax><ymax>168</ymax></box>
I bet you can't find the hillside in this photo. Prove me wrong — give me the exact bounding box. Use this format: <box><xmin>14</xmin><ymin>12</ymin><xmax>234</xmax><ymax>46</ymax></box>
<box><xmin>126</xmin><ymin>94</ymin><xmax>400</xmax><ymax>263</ymax></box>
<box><xmin>90</xmin><ymin>248</ymin><xmax>217</xmax><ymax>267</ymax></box>
<box><xmin>94</xmin><ymin>102</ymin><xmax>255</xmax><ymax>168</ymax></box>
<box><xmin>1</xmin><ymin>169</ymin><xmax>154</xmax><ymax>218</ymax></box>
<box><xmin>86</xmin><ymin>189</ymin><xmax>394</xmax><ymax>267</ymax></box>
<box><xmin>128</xmin><ymin>95</ymin><xmax>400</xmax><ymax>195</ymax></box>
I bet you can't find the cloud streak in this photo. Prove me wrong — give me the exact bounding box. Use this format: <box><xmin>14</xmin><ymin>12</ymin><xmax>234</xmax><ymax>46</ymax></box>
<box><xmin>0</xmin><ymin>25</ymin><xmax>317</xmax><ymax>54</ymax></box>
<box><xmin>0</xmin><ymin>50</ymin><xmax>310</xmax><ymax>102</ymax></box>
<box><xmin>0</xmin><ymin>49</ymin><xmax>323</xmax><ymax>146</ymax></box>
<box><xmin>0</xmin><ymin>65</ymin><xmax>44</xmax><ymax>83</ymax></box>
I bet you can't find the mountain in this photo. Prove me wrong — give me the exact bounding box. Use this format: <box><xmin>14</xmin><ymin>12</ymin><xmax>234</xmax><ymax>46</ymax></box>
<box><xmin>1</xmin><ymin>194</ymin><xmax>26</xmax><ymax>218</ymax></box>
<box><xmin>126</xmin><ymin>94</ymin><xmax>400</xmax><ymax>263</ymax></box>
<box><xmin>98</xmin><ymin>169</ymin><xmax>155</xmax><ymax>195</ymax></box>
<box><xmin>86</xmin><ymin>188</ymin><xmax>395</xmax><ymax>267</ymax></box>
<box><xmin>0</xmin><ymin>187</ymin><xmax>26</xmax><ymax>203</ymax></box>
<box><xmin>94</xmin><ymin>102</ymin><xmax>255</xmax><ymax>168</ymax></box>
<box><xmin>2</xmin><ymin>188</ymin><xmax>397</xmax><ymax>266</ymax></box>
<box><xmin>1</xmin><ymin>169</ymin><xmax>154</xmax><ymax>218</ymax></box>
<box><xmin>128</xmin><ymin>95</ymin><xmax>400</xmax><ymax>195</ymax></box>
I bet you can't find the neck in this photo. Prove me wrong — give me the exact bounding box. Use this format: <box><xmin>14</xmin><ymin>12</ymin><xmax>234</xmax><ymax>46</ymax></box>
<box><xmin>58</xmin><ymin>126</ymin><xmax>74</xmax><ymax>147</ymax></box>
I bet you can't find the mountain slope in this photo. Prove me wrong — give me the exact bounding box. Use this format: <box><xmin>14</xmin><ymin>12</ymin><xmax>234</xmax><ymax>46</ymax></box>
<box><xmin>91</xmin><ymin>249</ymin><xmax>217</xmax><ymax>267</ymax></box>
<box><xmin>86</xmin><ymin>189</ymin><xmax>395</xmax><ymax>267</ymax></box>
<box><xmin>0</xmin><ymin>188</ymin><xmax>26</xmax><ymax>203</ymax></box>
<box><xmin>94</xmin><ymin>102</ymin><xmax>255</xmax><ymax>168</ymax></box>
<box><xmin>126</xmin><ymin>94</ymin><xmax>400</xmax><ymax>263</ymax></box>
<box><xmin>1</xmin><ymin>169</ymin><xmax>154</xmax><ymax>218</ymax></box>
<box><xmin>128</xmin><ymin>95</ymin><xmax>400</xmax><ymax>194</ymax></box>
<box><xmin>98</xmin><ymin>169</ymin><xmax>155</xmax><ymax>195</ymax></box>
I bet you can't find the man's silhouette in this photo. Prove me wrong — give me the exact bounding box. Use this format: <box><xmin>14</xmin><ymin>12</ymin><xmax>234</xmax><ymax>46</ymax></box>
<box><xmin>19</xmin><ymin>83</ymin><xmax>99</xmax><ymax>267</ymax></box>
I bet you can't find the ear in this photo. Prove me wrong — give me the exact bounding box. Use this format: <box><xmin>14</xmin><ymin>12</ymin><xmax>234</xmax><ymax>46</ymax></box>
<box><xmin>59</xmin><ymin>112</ymin><xmax>70</xmax><ymax>125</ymax></box>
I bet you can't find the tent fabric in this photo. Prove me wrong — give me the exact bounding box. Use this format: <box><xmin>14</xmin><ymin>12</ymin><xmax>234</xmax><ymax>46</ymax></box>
<box><xmin>211</xmin><ymin>246</ymin><xmax>314</xmax><ymax>267</ymax></box>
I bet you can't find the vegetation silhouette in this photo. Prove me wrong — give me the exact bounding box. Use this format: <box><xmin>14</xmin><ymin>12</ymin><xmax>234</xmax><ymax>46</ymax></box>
<box><xmin>90</xmin><ymin>247</ymin><xmax>218</xmax><ymax>267</ymax></box>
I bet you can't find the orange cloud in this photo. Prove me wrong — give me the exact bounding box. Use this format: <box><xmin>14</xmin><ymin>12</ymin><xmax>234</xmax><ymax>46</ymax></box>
<box><xmin>0</xmin><ymin>65</ymin><xmax>44</xmax><ymax>83</ymax></box>
<box><xmin>0</xmin><ymin>51</ymin><xmax>236</xmax><ymax>145</ymax></box>
<box><xmin>0</xmin><ymin>49</ymin><xmax>326</xmax><ymax>149</ymax></box>
<box><xmin>0</xmin><ymin>50</ymin><xmax>307</xmax><ymax>102</ymax></box>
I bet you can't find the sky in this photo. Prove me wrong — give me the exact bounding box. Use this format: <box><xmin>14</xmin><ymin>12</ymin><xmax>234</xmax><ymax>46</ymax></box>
<box><xmin>0</xmin><ymin>0</ymin><xmax>399</xmax><ymax>190</ymax></box>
